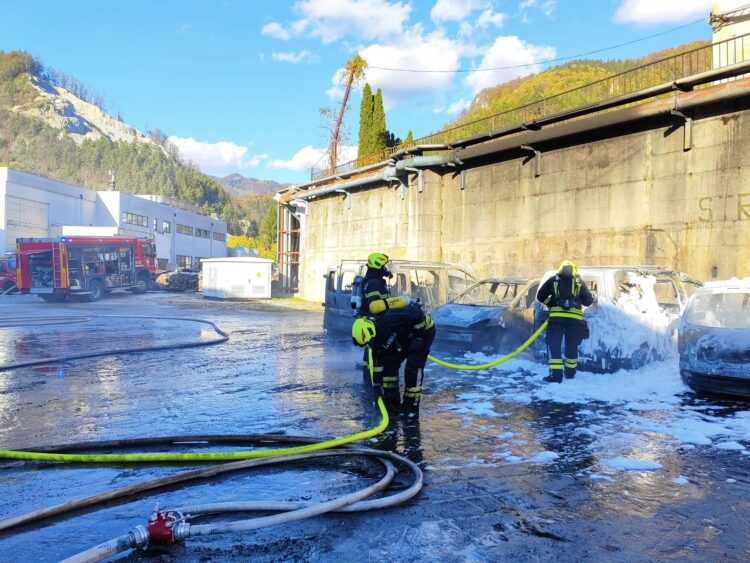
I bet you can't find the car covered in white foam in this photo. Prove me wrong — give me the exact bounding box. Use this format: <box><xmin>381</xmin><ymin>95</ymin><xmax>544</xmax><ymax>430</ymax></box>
<box><xmin>533</xmin><ymin>266</ymin><xmax>702</xmax><ymax>372</ymax></box>
<box><xmin>678</xmin><ymin>278</ymin><xmax>750</xmax><ymax>399</ymax></box>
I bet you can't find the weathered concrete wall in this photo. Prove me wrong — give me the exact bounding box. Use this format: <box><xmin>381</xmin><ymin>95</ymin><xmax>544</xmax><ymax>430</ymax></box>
<box><xmin>297</xmin><ymin>98</ymin><xmax>750</xmax><ymax>302</ymax></box>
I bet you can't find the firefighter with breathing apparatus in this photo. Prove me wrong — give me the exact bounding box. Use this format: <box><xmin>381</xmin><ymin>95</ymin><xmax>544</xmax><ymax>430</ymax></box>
<box><xmin>351</xmin><ymin>303</ymin><xmax>435</xmax><ymax>416</ymax></box>
<box><xmin>351</xmin><ymin>252</ymin><xmax>392</xmax><ymax>317</ymax></box>
<box><xmin>536</xmin><ymin>260</ymin><xmax>593</xmax><ymax>383</ymax></box>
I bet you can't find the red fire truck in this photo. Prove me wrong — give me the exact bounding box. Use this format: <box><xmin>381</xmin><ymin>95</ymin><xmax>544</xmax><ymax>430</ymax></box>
<box><xmin>16</xmin><ymin>236</ymin><xmax>157</xmax><ymax>302</ymax></box>
<box><xmin>0</xmin><ymin>255</ymin><xmax>17</xmax><ymax>294</ymax></box>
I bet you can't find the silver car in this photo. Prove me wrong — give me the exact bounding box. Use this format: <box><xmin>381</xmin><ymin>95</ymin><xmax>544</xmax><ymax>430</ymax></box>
<box><xmin>678</xmin><ymin>278</ymin><xmax>750</xmax><ymax>399</ymax></box>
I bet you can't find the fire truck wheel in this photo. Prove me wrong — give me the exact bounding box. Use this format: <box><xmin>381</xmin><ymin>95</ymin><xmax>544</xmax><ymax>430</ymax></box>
<box><xmin>87</xmin><ymin>279</ymin><xmax>105</xmax><ymax>302</ymax></box>
<box><xmin>131</xmin><ymin>271</ymin><xmax>151</xmax><ymax>294</ymax></box>
<box><xmin>2</xmin><ymin>281</ymin><xmax>17</xmax><ymax>294</ymax></box>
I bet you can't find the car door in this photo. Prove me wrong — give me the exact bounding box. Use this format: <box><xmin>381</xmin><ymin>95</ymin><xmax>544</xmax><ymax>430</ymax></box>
<box><xmin>322</xmin><ymin>267</ymin><xmax>339</xmax><ymax>330</ymax></box>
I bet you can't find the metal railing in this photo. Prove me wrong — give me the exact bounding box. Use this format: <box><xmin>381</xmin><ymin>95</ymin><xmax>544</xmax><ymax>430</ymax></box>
<box><xmin>311</xmin><ymin>32</ymin><xmax>750</xmax><ymax>182</ymax></box>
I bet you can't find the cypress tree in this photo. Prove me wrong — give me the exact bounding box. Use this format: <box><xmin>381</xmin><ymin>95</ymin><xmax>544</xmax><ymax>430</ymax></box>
<box><xmin>357</xmin><ymin>83</ymin><xmax>374</xmax><ymax>162</ymax></box>
<box><xmin>404</xmin><ymin>130</ymin><xmax>414</xmax><ymax>146</ymax></box>
<box><xmin>372</xmin><ymin>88</ymin><xmax>386</xmax><ymax>153</ymax></box>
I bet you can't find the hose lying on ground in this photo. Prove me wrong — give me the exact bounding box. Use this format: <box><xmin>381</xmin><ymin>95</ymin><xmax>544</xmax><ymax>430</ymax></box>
<box><xmin>0</xmin><ymin>314</ymin><xmax>420</xmax><ymax>561</ymax></box>
<box><xmin>0</xmin><ymin>314</ymin><xmax>229</xmax><ymax>372</ymax></box>
<box><xmin>427</xmin><ymin>320</ymin><xmax>548</xmax><ymax>370</ymax></box>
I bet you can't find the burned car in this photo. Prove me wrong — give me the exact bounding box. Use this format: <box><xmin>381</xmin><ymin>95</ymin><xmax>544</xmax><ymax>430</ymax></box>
<box><xmin>431</xmin><ymin>277</ymin><xmax>540</xmax><ymax>352</ymax></box>
<box><xmin>323</xmin><ymin>260</ymin><xmax>476</xmax><ymax>334</ymax></box>
<box><xmin>533</xmin><ymin>266</ymin><xmax>702</xmax><ymax>372</ymax></box>
<box><xmin>678</xmin><ymin>278</ymin><xmax>750</xmax><ymax>399</ymax></box>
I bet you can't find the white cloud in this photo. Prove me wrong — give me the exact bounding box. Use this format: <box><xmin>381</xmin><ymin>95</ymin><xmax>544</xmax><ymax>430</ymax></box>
<box><xmin>355</xmin><ymin>27</ymin><xmax>467</xmax><ymax>106</ymax></box>
<box><xmin>464</xmin><ymin>35</ymin><xmax>555</xmax><ymax>94</ymax></box>
<box><xmin>267</xmin><ymin>0</ymin><xmax>412</xmax><ymax>44</ymax></box>
<box><xmin>261</xmin><ymin>21</ymin><xmax>290</xmax><ymax>40</ymax></box>
<box><xmin>614</xmin><ymin>0</ymin><xmax>711</xmax><ymax>24</ymax></box>
<box><xmin>446</xmin><ymin>97</ymin><xmax>471</xmax><ymax>114</ymax></box>
<box><xmin>431</xmin><ymin>0</ymin><xmax>488</xmax><ymax>23</ymax></box>
<box><xmin>519</xmin><ymin>0</ymin><xmax>557</xmax><ymax>18</ymax></box>
<box><xmin>268</xmin><ymin>144</ymin><xmax>357</xmax><ymax>172</ymax></box>
<box><xmin>271</xmin><ymin>50</ymin><xmax>319</xmax><ymax>63</ymax></box>
<box><xmin>477</xmin><ymin>8</ymin><xmax>506</xmax><ymax>28</ymax></box>
<box><xmin>168</xmin><ymin>136</ymin><xmax>266</xmax><ymax>176</ymax></box>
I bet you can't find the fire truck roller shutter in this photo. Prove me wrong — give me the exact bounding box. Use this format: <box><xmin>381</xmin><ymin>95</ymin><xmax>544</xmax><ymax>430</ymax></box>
<box><xmin>5</xmin><ymin>196</ymin><xmax>50</xmax><ymax>243</ymax></box>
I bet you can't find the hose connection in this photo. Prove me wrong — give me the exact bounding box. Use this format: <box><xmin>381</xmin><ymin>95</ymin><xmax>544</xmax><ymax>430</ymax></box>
<box><xmin>129</xmin><ymin>524</ymin><xmax>149</xmax><ymax>549</ymax></box>
<box><xmin>147</xmin><ymin>507</ymin><xmax>188</xmax><ymax>544</ymax></box>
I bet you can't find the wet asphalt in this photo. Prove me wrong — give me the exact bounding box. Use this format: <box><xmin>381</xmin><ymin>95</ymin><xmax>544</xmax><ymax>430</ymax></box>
<box><xmin>0</xmin><ymin>292</ymin><xmax>748</xmax><ymax>562</ymax></box>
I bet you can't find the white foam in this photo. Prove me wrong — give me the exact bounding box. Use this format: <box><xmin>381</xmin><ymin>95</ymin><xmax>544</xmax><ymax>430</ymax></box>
<box><xmin>601</xmin><ymin>457</ymin><xmax>662</xmax><ymax>471</ymax></box>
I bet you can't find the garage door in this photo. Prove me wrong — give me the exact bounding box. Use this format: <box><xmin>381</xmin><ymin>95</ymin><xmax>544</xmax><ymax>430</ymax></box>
<box><xmin>5</xmin><ymin>196</ymin><xmax>50</xmax><ymax>243</ymax></box>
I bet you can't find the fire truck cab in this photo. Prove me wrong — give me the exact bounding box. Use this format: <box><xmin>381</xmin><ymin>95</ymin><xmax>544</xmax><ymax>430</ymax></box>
<box><xmin>16</xmin><ymin>236</ymin><xmax>157</xmax><ymax>302</ymax></box>
<box><xmin>0</xmin><ymin>255</ymin><xmax>17</xmax><ymax>294</ymax></box>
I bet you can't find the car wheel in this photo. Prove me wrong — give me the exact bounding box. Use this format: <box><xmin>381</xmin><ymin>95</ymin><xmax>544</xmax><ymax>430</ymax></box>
<box><xmin>87</xmin><ymin>279</ymin><xmax>105</xmax><ymax>302</ymax></box>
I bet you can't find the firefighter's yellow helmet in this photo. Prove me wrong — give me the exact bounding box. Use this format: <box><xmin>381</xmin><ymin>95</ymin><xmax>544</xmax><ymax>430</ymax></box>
<box><xmin>352</xmin><ymin>318</ymin><xmax>376</xmax><ymax>347</ymax></box>
<box><xmin>558</xmin><ymin>260</ymin><xmax>578</xmax><ymax>277</ymax></box>
<box><xmin>367</xmin><ymin>252</ymin><xmax>389</xmax><ymax>270</ymax></box>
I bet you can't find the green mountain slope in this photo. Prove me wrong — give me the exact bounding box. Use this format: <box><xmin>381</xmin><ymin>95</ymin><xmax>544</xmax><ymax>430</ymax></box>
<box><xmin>0</xmin><ymin>50</ymin><xmax>245</xmax><ymax>233</ymax></box>
<box><xmin>443</xmin><ymin>40</ymin><xmax>709</xmax><ymax>136</ymax></box>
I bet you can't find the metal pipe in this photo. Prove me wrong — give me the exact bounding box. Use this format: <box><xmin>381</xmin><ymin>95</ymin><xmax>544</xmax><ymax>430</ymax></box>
<box><xmin>291</xmin><ymin>153</ymin><xmax>460</xmax><ymax>203</ymax></box>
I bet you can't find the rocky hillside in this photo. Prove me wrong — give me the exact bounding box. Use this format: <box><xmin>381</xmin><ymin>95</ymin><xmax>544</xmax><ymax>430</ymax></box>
<box><xmin>23</xmin><ymin>75</ymin><xmax>151</xmax><ymax>145</ymax></box>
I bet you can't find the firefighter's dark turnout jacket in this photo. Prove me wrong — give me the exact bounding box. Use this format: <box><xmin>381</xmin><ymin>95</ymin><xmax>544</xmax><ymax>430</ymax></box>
<box><xmin>360</xmin><ymin>267</ymin><xmax>390</xmax><ymax>317</ymax></box>
<box><xmin>536</xmin><ymin>274</ymin><xmax>593</xmax><ymax>380</ymax></box>
<box><xmin>368</xmin><ymin>303</ymin><xmax>435</xmax><ymax>412</ymax></box>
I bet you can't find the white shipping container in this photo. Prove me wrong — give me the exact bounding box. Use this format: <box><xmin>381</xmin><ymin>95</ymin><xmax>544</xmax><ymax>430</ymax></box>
<box><xmin>201</xmin><ymin>257</ymin><xmax>273</xmax><ymax>299</ymax></box>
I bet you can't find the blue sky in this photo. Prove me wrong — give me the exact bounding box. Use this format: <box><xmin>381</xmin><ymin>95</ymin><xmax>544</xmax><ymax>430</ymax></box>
<box><xmin>0</xmin><ymin>0</ymin><xmax>733</xmax><ymax>183</ymax></box>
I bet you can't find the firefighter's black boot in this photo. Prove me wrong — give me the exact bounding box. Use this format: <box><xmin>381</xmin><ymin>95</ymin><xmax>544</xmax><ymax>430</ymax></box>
<box><xmin>383</xmin><ymin>388</ymin><xmax>401</xmax><ymax>411</ymax></box>
<box><xmin>543</xmin><ymin>371</ymin><xmax>563</xmax><ymax>383</ymax></box>
<box><xmin>401</xmin><ymin>394</ymin><xmax>420</xmax><ymax>417</ymax></box>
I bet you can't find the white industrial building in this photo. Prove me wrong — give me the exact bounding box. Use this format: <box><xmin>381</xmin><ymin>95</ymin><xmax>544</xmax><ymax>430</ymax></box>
<box><xmin>0</xmin><ymin>167</ymin><xmax>227</xmax><ymax>269</ymax></box>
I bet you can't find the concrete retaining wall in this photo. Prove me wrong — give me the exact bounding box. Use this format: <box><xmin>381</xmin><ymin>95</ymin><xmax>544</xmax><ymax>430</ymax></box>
<box><xmin>297</xmin><ymin>98</ymin><xmax>750</xmax><ymax>302</ymax></box>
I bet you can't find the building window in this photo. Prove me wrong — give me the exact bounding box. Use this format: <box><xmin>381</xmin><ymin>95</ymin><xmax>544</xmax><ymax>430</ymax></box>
<box><xmin>123</xmin><ymin>212</ymin><xmax>148</xmax><ymax>227</ymax></box>
<box><xmin>194</xmin><ymin>257</ymin><xmax>205</xmax><ymax>268</ymax></box>
<box><xmin>176</xmin><ymin>255</ymin><xmax>192</xmax><ymax>269</ymax></box>
<box><xmin>196</xmin><ymin>228</ymin><xmax>210</xmax><ymax>239</ymax></box>
<box><xmin>157</xmin><ymin>258</ymin><xmax>168</xmax><ymax>270</ymax></box>
<box><xmin>213</xmin><ymin>232</ymin><xmax>226</xmax><ymax>242</ymax></box>
<box><xmin>152</xmin><ymin>218</ymin><xmax>158</xmax><ymax>231</ymax></box>
<box><xmin>162</xmin><ymin>221</ymin><xmax>171</xmax><ymax>233</ymax></box>
<box><xmin>176</xmin><ymin>224</ymin><xmax>193</xmax><ymax>236</ymax></box>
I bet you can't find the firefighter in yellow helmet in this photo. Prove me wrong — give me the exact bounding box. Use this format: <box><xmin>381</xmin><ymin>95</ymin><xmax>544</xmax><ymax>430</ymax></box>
<box><xmin>352</xmin><ymin>301</ymin><xmax>435</xmax><ymax>416</ymax></box>
<box><xmin>536</xmin><ymin>260</ymin><xmax>593</xmax><ymax>383</ymax></box>
<box><xmin>357</xmin><ymin>252</ymin><xmax>392</xmax><ymax>317</ymax></box>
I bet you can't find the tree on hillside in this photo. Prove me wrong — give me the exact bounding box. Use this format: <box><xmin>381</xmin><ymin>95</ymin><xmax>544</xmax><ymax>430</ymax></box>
<box><xmin>403</xmin><ymin>130</ymin><xmax>414</xmax><ymax>146</ymax></box>
<box><xmin>328</xmin><ymin>54</ymin><xmax>367</xmax><ymax>174</ymax></box>
<box><xmin>259</xmin><ymin>205</ymin><xmax>277</xmax><ymax>249</ymax></box>
<box><xmin>357</xmin><ymin>82</ymin><xmax>374</xmax><ymax>164</ymax></box>
<box><xmin>372</xmin><ymin>88</ymin><xmax>386</xmax><ymax>153</ymax></box>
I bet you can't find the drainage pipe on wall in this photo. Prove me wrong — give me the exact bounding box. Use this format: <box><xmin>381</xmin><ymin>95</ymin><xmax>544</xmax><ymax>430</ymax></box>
<box><xmin>290</xmin><ymin>153</ymin><xmax>459</xmax><ymax>204</ymax></box>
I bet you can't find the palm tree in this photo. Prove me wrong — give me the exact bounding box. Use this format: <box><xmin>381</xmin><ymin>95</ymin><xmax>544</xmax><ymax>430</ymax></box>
<box><xmin>328</xmin><ymin>54</ymin><xmax>367</xmax><ymax>175</ymax></box>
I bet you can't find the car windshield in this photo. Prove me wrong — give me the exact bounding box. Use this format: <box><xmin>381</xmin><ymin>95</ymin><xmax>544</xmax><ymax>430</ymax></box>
<box><xmin>453</xmin><ymin>280</ymin><xmax>520</xmax><ymax>306</ymax></box>
<box><xmin>686</xmin><ymin>292</ymin><xmax>750</xmax><ymax>329</ymax></box>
